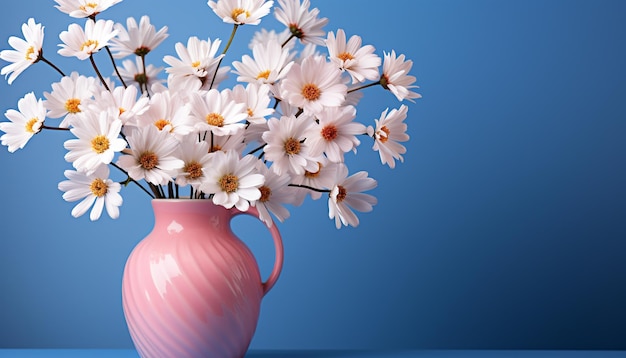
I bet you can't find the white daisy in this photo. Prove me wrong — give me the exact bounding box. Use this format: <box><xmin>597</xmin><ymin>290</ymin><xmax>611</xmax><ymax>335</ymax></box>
<box><xmin>109</xmin><ymin>15</ymin><xmax>168</xmax><ymax>58</ymax></box>
<box><xmin>0</xmin><ymin>18</ymin><xmax>45</xmax><ymax>85</ymax></box>
<box><xmin>116</xmin><ymin>56</ymin><xmax>164</xmax><ymax>93</ymax></box>
<box><xmin>252</xmin><ymin>161</ymin><xmax>292</xmax><ymax>226</ymax></box>
<box><xmin>326</xmin><ymin>29</ymin><xmax>381</xmax><ymax>84</ymax></box>
<box><xmin>175</xmin><ymin>136</ymin><xmax>212</xmax><ymax>189</ymax></box>
<box><xmin>229</xmin><ymin>83</ymin><xmax>274</xmax><ymax>124</ymax></box>
<box><xmin>306</xmin><ymin>105</ymin><xmax>366</xmax><ymax>163</ymax></box>
<box><xmin>208</xmin><ymin>0</ymin><xmax>274</xmax><ymax>26</ymax></box>
<box><xmin>232</xmin><ymin>38</ymin><xmax>294</xmax><ymax>86</ymax></box>
<box><xmin>203</xmin><ymin>126</ymin><xmax>247</xmax><ymax>154</ymax></box>
<box><xmin>280</xmin><ymin>55</ymin><xmax>347</xmax><ymax>116</ymax></box>
<box><xmin>58</xmin><ymin>19</ymin><xmax>118</xmax><ymax>60</ymax></box>
<box><xmin>381</xmin><ymin>50</ymin><xmax>421</xmax><ymax>102</ymax></box>
<box><xmin>327</xmin><ymin>164</ymin><xmax>377</xmax><ymax>229</ymax></box>
<box><xmin>199</xmin><ymin>150</ymin><xmax>264</xmax><ymax>212</ymax></box>
<box><xmin>289</xmin><ymin>157</ymin><xmax>338</xmax><ymax>205</ymax></box>
<box><xmin>274</xmin><ymin>0</ymin><xmax>328</xmax><ymax>46</ymax></box>
<box><xmin>249</xmin><ymin>28</ymin><xmax>293</xmax><ymax>50</ymax></box>
<box><xmin>116</xmin><ymin>125</ymin><xmax>184</xmax><ymax>185</ymax></box>
<box><xmin>58</xmin><ymin>165</ymin><xmax>123</xmax><ymax>221</ymax></box>
<box><xmin>54</xmin><ymin>0</ymin><xmax>123</xmax><ymax>18</ymax></box>
<box><xmin>0</xmin><ymin>92</ymin><xmax>46</xmax><ymax>152</ymax></box>
<box><xmin>262</xmin><ymin>114</ymin><xmax>319</xmax><ymax>176</ymax></box>
<box><xmin>88</xmin><ymin>85</ymin><xmax>149</xmax><ymax>126</ymax></box>
<box><xmin>189</xmin><ymin>88</ymin><xmax>247</xmax><ymax>136</ymax></box>
<box><xmin>163</xmin><ymin>36</ymin><xmax>228</xmax><ymax>91</ymax></box>
<box><xmin>64</xmin><ymin>110</ymin><xmax>127</xmax><ymax>175</ymax></box>
<box><xmin>43</xmin><ymin>71</ymin><xmax>98</xmax><ymax>128</ymax></box>
<box><xmin>367</xmin><ymin>105</ymin><xmax>410</xmax><ymax>168</ymax></box>
<box><xmin>136</xmin><ymin>90</ymin><xmax>195</xmax><ymax>140</ymax></box>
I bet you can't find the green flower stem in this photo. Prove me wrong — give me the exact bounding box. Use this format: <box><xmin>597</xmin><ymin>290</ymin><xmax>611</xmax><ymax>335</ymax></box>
<box><xmin>89</xmin><ymin>54</ymin><xmax>110</xmax><ymax>91</ymax></box>
<box><xmin>209</xmin><ymin>24</ymin><xmax>239</xmax><ymax>89</ymax></box>
<box><xmin>106</xmin><ymin>46</ymin><xmax>127</xmax><ymax>88</ymax></box>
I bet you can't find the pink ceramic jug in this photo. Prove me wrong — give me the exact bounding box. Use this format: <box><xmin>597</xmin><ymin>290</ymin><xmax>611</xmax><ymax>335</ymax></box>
<box><xmin>122</xmin><ymin>199</ymin><xmax>284</xmax><ymax>358</ymax></box>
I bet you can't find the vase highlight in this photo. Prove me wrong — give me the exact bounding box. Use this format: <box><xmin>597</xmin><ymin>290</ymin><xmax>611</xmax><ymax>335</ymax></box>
<box><xmin>122</xmin><ymin>199</ymin><xmax>284</xmax><ymax>358</ymax></box>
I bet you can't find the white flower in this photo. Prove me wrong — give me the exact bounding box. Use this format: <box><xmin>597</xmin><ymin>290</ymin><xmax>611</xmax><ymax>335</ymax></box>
<box><xmin>252</xmin><ymin>161</ymin><xmax>292</xmax><ymax>226</ymax></box>
<box><xmin>229</xmin><ymin>82</ymin><xmax>274</xmax><ymax>124</ymax></box>
<box><xmin>281</xmin><ymin>55</ymin><xmax>347</xmax><ymax>116</ymax></box>
<box><xmin>0</xmin><ymin>92</ymin><xmax>46</xmax><ymax>152</ymax></box>
<box><xmin>163</xmin><ymin>36</ymin><xmax>228</xmax><ymax>91</ymax></box>
<box><xmin>232</xmin><ymin>39</ymin><xmax>294</xmax><ymax>86</ymax></box>
<box><xmin>306</xmin><ymin>105</ymin><xmax>365</xmax><ymax>163</ymax></box>
<box><xmin>189</xmin><ymin>88</ymin><xmax>247</xmax><ymax>136</ymax></box>
<box><xmin>203</xmin><ymin>124</ymin><xmax>247</xmax><ymax>154</ymax></box>
<box><xmin>367</xmin><ymin>105</ymin><xmax>409</xmax><ymax>168</ymax></box>
<box><xmin>175</xmin><ymin>136</ymin><xmax>212</xmax><ymax>189</ymax></box>
<box><xmin>110</xmin><ymin>15</ymin><xmax>169</xmax><ymax>58</ymax></box>
<box><xmin>381</xmin><ymin>50</ymin><xmax>421</xmax><ymax>102</ymax></box>
<box><xmin>58</xmin><ymin>19</ymin><xmax>118</xmax><ymax>60</ymax></box>
<box><xmin>116</xmin><ymin>56</ymin><xmax>164</xmax><ymax>92</ymax></box>
<box><xmin>275</xmin><ymin>0</ymin><xmax>328</xmax><ymax>46</ymax></box>
<box><xmin>249</xmin><ymin>28</ymin><xmax>292</xmax><ymax>50</ymax></box>
<box><xmin>43</xmin><ymin>71</ymin><xmax>98</xmax><ymax>128</ymax></box>
<box><xmin>0</xmin><ymin>18</ymin><xmax>44</xmax><ymax>85</ymax></box>
<box><xmin>199</xmin><ymin>150</ymin><xmax>265</xmax><ymax>212</ymax></box>
<box><xmin>326</xmin><ymin>29</ymin><xmax>381</xmax><ymax>84</ymax></box>
<box><xmin>289</xmin><ymin>158</ymin><xmax>339</xmax><ymax>205</ymax></box>
<box><xmin>64</xmin><ymin>110</ymin><xmax>127</xmax><ymax>175</ymax></box>
<box><xmin>89</xmin><ymin>85</ymin><xmax>149</xmax><ymax>126</ymax></box>
<box><xmin>54</xmin><ymin>0</ymin><xmax>123</xmax><ymax>18</ymax></box>
<box><xmin>58</xmin><ymin>165</ymin><xmax>123</xmax><ymax>221</ymax></box>
<box><xmin>136</xmin><ymin>90</ymin><xmax>195</xmax><ymax>139</ymax></box>
<box><xmin>208</xmin><ymin>0</ymin><xmax>274</xmax><ymax>25</ymax></box>
<box><xmin>116</xmin><ymin>125</ymin><xmax>184</xmax><ymax>185</ymax></box>
<box><xmin>262</xmin><ymin>114</ymin><xmax>319</xmax><ymax>176</ymax></box>
<box><xmin>328</xmin><ymin>164</ymin><xmax>377</xmax><ymax>229</ymax></box>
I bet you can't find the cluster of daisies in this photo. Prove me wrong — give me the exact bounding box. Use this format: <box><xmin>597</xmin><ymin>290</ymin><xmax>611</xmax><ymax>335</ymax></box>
<box><xmin>0</xmin><ymin>0</ymin><xmax>420</xmax><ymax>228</ymax></box>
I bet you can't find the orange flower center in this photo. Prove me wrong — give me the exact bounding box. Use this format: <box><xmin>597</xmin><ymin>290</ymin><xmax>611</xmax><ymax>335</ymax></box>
<box><xmin>206</xmin><ymin>113</ymin><xmax>224</xmax><ymax>127</ymax></box>
<box><xmin>231</xmin><ymin>8</ymin><xmax>251</xmax><ymax>21</ymax></box>
<box><xmin>321</xmin><ymin>125</ymin><xmax>338</xmax><ymax>141</ymax></box>
<box><xmin>259</xmin><ymin>186</ymin><xmax>271</xmax><ymax>202</ymax></box>
<box><xmin>154</xmin><ymin>119</ymin><xmax>172</xmax><ymax>131</ymax></box>
<box><xmin>25</xmin><ymin>46</ymin><xmax>36</xmax><ymax>61</ymax></box>
<box><xmin>301</xmin><ymin>83</ymin><xmax>321</xmax><ymax>101</ymax></box>
<box><xmin>378</xmin><ymin>126</ymin><xmax>390</xmax><ymax>143</ymax></box>
<box><xmin>304</xmin><ymin>162</ymin><xmax>322</xmax><ymax>178</ymax></box>
<box><xmin>139</xmin><ymin>151</ymin><xmax>159</xmax><ymax>170</ymax></box>
<box><xmin>91</xmin><ymin>135</ymin><xmax>110</xmax><ymax>154</ymax></box>
<box><xmin>335</xmin><ymin>185</ymin><xmax>347</xmax><ymax>202</ymax></box>
<box><xmin>338</xmin><ymin>52</ymin><xmax>355</xmax><ymax>62</ymax></box>
<box><xmin>184</xmin><ymin>161</ymin><xmax>203</xmax><ymax>179</ymax></box>
<box><xmin>284</xmin><ymin>137</ymin><xmax>301</xmax><ymax>155</ymax></box>
<box><xmin>89</xmin><ymin>178</ymin><xmax>108</xmax><ymax>197</ymax></box>
<box><xmin>80</xmin><ymin>39</ymin><xmax>99</xmax><ymax>52</ymax></box>
<box><xmin>25</xmin><ymin>118</ymin><xmax>39</xmax><ymax>133</ymax></box>
<box><xmin>65</xmin><ymin>98</ymin><xmax>81</xmax><ymax>114</ymax></box>
<box><xmin>256</xmin><ymin>70</ymin><xmax>271</xmax><ymax>80</ymax></box>
<box><xmin>219</xmin><ymin>173</ymin><xmax>239</xmax><ymax>193</ymax></box>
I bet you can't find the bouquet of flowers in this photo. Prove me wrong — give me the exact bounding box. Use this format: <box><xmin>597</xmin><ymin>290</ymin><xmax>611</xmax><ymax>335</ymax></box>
<box><xmin>0</xmin><ymin>0</ymin><xmax>420</xmax><ymax>229</ymax></box>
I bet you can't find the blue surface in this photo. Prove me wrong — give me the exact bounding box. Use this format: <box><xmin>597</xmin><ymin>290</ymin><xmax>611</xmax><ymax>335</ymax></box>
<box><xmin>1</xmin><ymin>0</ymin><xmax>626</xmax><ymax>351</ymax></box>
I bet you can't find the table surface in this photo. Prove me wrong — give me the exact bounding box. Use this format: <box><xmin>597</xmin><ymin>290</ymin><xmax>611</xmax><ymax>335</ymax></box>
<box><xmin>0</xmin><ymin>350</ymin><xmax>625</xmax><ymax>357</ymax></box>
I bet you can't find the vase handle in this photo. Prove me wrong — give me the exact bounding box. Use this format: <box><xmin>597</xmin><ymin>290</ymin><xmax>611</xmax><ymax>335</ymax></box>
<box><xmin>231</xmin><ymin>206</ymin><xmax>284</xmax><ymax>296</ymax></box>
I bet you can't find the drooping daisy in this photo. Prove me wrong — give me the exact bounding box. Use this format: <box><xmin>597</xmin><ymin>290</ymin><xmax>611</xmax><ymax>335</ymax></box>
<box><xmin>0</xmin><ymin>18</ymin><xmax>45</xmax><ymax>85</ymax></box>
<box><xmin>208</xmin><ymin>0</ymin><xmax>274</xmax><ymax>26</ymax></box>
<box><xmin>229</xmin><ymin>83</ymin><xmax>274</xmax><ymax>124</ymax></box>
<box><xmin>63</xmin><ymin>110</ymin><xmax>127</xmax><ymax>175</ymax></box>
<box><xmin>327</xmin><ymin>164</ymin><xmax>377</xmax><ymax>229</ymax></box>
<box><xmin>274</xmin><ymin>0</ymin><xmax>328</xmax><ymax>46</ymax></box>
<box><xmin>199</xmin><ymin>150</ymin><xmax>264</xmax><ymax>212</ymax></box>
<box><xmin>189</xmin><ymin>88</ymin><xmax>247</xmax><ymax>136</ymax></box>
<box><xmin>163</xmin><ymin>36</ymin><xmax>228</xmax><ymax>91</ymax></box>
<box><xmin>43</xmin><ymin>71</ymin><xmax>98</xmax><ymax>127</ymax></box>
<box><xmin>174</xmin><ymin>136</ymin><xmax>212</xmax><ymax>189</ymax></box>
<box><xmin>116</xmin><ymin>125</ymin><xmax>185</xmax><ymax>185</ymax></box>
<box><xmin>109</xmin><ymin>15</ymin><xmax>168</xmax><ymax>59</ymax></box>
<box><xmin>326</xmin><ymin>29</ymin><xmax>381</xmax><ymax>84</ymax></box>
<box><xmin>262</xmin><ymin>114</ymin><xmax>319</xmax><ymax>176</ymax></box>
<box><xmin>381</xmin><ymin>50</ymin><xmax>421</xmax><ymax>102</ymax></box>
<box><xmin>232</xmin><ymin>39</ymin><xmax>294</xmax><ymax>87</ymax></box>
<box><xmin>280</xmin><ymin>55</ymin><xmax>347</xmax><ymax>116</ymax></box>
<box><xmin>136</xmin><ymin>90</ymin><xmax>195</xmax><ymax>140</ymax></box>
<box><xmin>57</xmin><ymin>165</ymin><xmax>122</xmax><ymax>221</ymax></box>
<box><xmin>88</xmin><ymin>85</ymin><xmax>149</xmax><ymax>126</ymax></box>
<box><xmin>116</xmin><ymin>56</ymin><xmax>164</xmax><ymax>93</ymax></box>
<box><xmin>252</xmin><ymin>161</ymin><xmax>293</xmax><ymax>226</ymax></box>
<box><xmin>54</xmin><ymin>0</ymin><xmax>123</xmax><ymax>18</ymax></box>
<box><xmin>367</xmin><ymin>104</ymin><xmax>409</xmax><ymax>168</ymax></box>
<box><xmin>289</xmin><ymin>158</ymin><xmax>339</xmax><ymax>205</ymax></box>
<box><xmin>0</xmin><ymin>92</ymin><xmax>46</xmax><ymax>152</ymax></box>
<box><xmin>306</xmin><ymin>105</ymin><xmax>366</xmax><ymax>163</ymax></box>
<box><xmin>58</xmin><ymin>19</ymin><xmax>118</xmax><ymax>60</ymax></box>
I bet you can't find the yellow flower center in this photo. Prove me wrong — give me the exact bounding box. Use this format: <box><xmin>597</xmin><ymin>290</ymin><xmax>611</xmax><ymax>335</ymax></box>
<box><xmin>154</xmin><ymin>119</ymin><xmax>172</xmax><ymax>131</ymax></box>
<box><xmin>80</xmin><ymin>39</ymin><xmax>99</xmax><ymax>52</ymax></box>
<box><xmin>210</xmin><ymin>145</ymin><xmax>222</xmax><ymax>153</ymax></box>
<box><xmin>219</xmin><ymin>173</ymin><xmax>239</xmax><ymax>193</ymax></box>
<box><xmin>231</xmin><ymin>8</ymin><xmax>251</xmax><ymax>21</ymax></box>
<box><xmin>118</xmin><ymin>107</ymin><xmax>126</xmax><ymax>116</ymax></box>
<box><xmin>184</xmin><ymin>161</ymin><xmax>203</xmax><ymax>180</ymax></box>
<box><xmin>304</xmin><ymin>162</ymin><xmax>322</xmax><ymax>178</ymax></box>
<box><xmin>338</xmin><ymin>52</ymin><xmax>355</xmax><ymax>62</ymax></box>
<box><xmin>256</xmin><ymin>70</ymin><xmax>271</xmax><ymax>80</ymax></box>
<box><xmin>25</xmin><ymin>46</ymin><xmax>36</xmax><ymax>61</ymax></box>
<box><xmin>25</xmin><ymin>118</ymin><xmax>39</xmax><ymax>133</ymax></box>
<box><xmin>79</xmin><ymin>2</ymin><xmax>98</xmax><ymax>12</ymax></box>
<box><xmin>301</xmin><ymin>83</ymin><xmax>321</xmax><ymax>101</ymax></box>
<box><xmin>91</xmin><ymin>135</ymin><xmax>110</xmax><ymax>154</ymax></box>
<box><xmin>378</xmin><ymin>126</ymin><xmax>390</xmax><ymax>143</ymax></box>
<box><xmin>259</xmin><ymin>185</ymin><xmax>271</xmax><ymax>202</ymax></box>
<box><xmin>206</xmin><ymin>113</ymin><xmax>224</xmax><ymax>127</ymax></box>
<box><xmin>247</xmin><ymin>108</ymin><xmax>254</xmax><ymax>117</ymax></box>
<box><xmin>191</xmin><ymin>61</ymin><xmax>201</xmax><ymax>68</ymax></box>
<box><xmin>335</xmin><ymin>185</ymin><xmax>347</xmax><ymax>202</ymax></box>
<box><xmin>65</xmin><ymin>98</ymin><xmax>81</xmax><ymax>114</ymax></box>
<box><xmin>139</xmin><ymin>151</ymin><xmax>159</xmax><ymax>170</ymax></box>
<box><xmin>90</xmin><ymin>178</ymin><xmax>108</xmax><ymax>197</ymax></box>
<box><xmin>321</xmin><ymin>125</ymin><xmax>338</xmax><ymax>141</ymax></box>
<box><xmin>284</xmin><ymin>137</ymin><xmax>301</xmax><ymax>155</ymax></box>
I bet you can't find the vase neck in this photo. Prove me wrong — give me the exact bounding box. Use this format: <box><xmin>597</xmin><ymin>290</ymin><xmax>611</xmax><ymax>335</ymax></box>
<box><xmin>151</xmin><ymin>199</ymin><xmax>232</xmax><ymax>232</ymax></box>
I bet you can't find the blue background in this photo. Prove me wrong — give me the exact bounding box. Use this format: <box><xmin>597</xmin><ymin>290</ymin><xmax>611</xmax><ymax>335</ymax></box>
<box><xmin>1</xmin><ymin>0</ymin><xmax>625</xmax><ymax>351</ymax></box>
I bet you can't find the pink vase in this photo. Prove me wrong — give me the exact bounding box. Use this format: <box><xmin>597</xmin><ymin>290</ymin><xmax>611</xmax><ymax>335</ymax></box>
<box><xmin>121</xmin><ymin>199</ymin><xmax>284</xmax><ymax>358</ymax></box>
